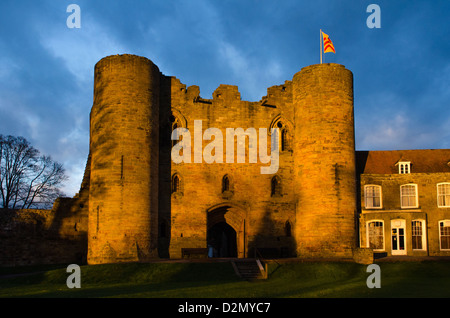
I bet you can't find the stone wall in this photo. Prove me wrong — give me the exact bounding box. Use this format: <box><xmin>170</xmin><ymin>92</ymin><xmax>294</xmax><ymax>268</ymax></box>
<box><xmin>163</xmin><ymin>75</ymin><xmax>297</xmax><ymax>259</ymax></box>
<box><xmin>0</xmin><ymin>155</ymin><xmax>90</xmax><ymax>267</ymax></box>
<box><xmin>86</xmin><ymin>55</ymin><xmax>358</xmax><ymax>262</ymax></box>
<box><xmin>353</xmin><ymin>247</ymin><xmax>374</xmax><ymax>265</ymax></box>
<box><xmin>0</xmin><ymin>198</ymin><xmax>88</xmax><ymax>266</ymax></box>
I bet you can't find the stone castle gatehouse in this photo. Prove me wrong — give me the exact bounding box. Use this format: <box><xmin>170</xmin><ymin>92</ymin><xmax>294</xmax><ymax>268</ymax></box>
<box><xmin>1</xmin><ymin>54</ymin><xmax>449</xmax><ymax>266</ymax></box>
<box><xmin>87</xmin><ymin>54</ymin><xmax>357</xmax><ymax>264</ymax></box>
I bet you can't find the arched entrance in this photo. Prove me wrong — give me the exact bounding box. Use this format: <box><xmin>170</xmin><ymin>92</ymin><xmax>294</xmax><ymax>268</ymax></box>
<box><xmin>207</xmin><ymin>222</ymin><xmax>237</xmax><ymax>257</ymax></box>
<box><xmin>206</xmin><ymin>204</ymin><xmax>246</xmax><ymax>258</ymax></box>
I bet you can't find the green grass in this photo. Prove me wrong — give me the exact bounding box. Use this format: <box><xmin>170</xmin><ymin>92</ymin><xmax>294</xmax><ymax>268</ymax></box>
<box><xmin>1</xmin><ymin>260</ymin><xmax>450</xmax><ymax>298</ymax></box>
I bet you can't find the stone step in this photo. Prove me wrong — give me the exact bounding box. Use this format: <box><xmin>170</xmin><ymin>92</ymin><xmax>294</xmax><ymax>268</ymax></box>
<box><xmin>232</xmin><ymin>259</ymin><xmax>267</xmax><ymax>280</ymax></box>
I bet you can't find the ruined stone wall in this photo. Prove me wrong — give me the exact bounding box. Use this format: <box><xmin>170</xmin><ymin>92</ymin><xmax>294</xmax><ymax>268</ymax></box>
<box><xmin>0</xmin><ymin>198</ymin><xmax>88</xmax><ymax>266</ymax></box>
<box><xmin>0</xmin><ymin>156</ymin><xmax>90</xmax><ymax>266</ymax></box>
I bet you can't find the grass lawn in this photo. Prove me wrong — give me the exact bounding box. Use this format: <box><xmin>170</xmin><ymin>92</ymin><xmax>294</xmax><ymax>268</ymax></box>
<box><xmin>1</xmin><ymin>260</ymin><xmax>450</xmax><ymax>298</ymax></box>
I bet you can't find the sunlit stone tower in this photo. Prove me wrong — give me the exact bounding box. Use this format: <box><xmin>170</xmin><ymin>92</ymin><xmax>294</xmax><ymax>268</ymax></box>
<box><xmin>292</xmin><ymin>63</ymin><xmax>357</xmax><ymax>258</ymax></box>
<box><xmin>87</xmin><ymin>55</ymin><xmax>160</xmax><ymax>264</ymax></box>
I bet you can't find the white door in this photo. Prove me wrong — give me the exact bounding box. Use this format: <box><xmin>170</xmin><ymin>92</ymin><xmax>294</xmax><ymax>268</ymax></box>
<box><xmin>391</xmin><ymin>219</ymin><xmax>406</xmax><ymax>255</ymax></box>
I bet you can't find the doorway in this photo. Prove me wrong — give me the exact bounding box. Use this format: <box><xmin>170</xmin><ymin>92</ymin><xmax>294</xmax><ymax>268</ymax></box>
<box><xmin>206</xmin><ymin>204</ymin><xmax>246</xmax><ymax>258</ymax></box>
<box><xmin>391</xmin><ymin>219</ymin><xmax>406</xmax><ymax>255</ymax></box>
<box><xmin>207</xmin><ymin>222</ymin><xmax>237</xmax><ymax>258</ymax></box>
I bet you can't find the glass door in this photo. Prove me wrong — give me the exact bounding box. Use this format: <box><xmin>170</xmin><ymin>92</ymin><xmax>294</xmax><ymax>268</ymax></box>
<box><xmin>391</xmin><ymin>219</ymin><xmax>406</xmax><ymax>255</ymax></box>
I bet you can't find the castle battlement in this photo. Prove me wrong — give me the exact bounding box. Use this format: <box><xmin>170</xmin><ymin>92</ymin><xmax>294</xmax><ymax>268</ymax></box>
<box><xmin>86</xmin><ymin>54</ymin><xmax>357</xmax><ymax>264</ymax></box>
<box><xmin>1</xmin><ymin>54</ymin><xmax>449</xmax><ymax>267</ymax></box>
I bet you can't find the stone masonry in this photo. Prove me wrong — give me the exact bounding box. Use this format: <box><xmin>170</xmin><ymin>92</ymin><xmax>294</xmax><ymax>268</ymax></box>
<box><xmin>1</xmin><ymin>54</ymin><xmax>449</xmax><ymax>266</ymax></box>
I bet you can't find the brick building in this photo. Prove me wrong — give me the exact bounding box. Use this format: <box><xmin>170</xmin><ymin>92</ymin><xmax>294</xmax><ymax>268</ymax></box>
<box><xmin>1</xmin><ymin>54</ymin><xmax>449</xmax><ymax>266</ymax></box>
<box><xmin>357</xmin><ymin>150</ymin><xmax>450</xmax><ymax>257</ymax></box>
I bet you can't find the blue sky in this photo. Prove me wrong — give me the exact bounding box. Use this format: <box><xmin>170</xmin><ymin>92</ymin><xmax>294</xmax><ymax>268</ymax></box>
<box><xmin>1</xmin><ymin>0</ymin><xmax>449</xmax><ymax>196</ymax></box>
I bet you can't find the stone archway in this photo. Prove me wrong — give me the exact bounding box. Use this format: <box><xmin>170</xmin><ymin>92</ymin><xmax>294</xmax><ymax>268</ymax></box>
<box><xmin>206</xmin><ymin>204</ymin><xmax>246</xmax><ymax>258</ymax></box>
<box><xmin>207</xmin><ymin>222</ymin><xmax>237</xmax><ymax>257</ymax></box>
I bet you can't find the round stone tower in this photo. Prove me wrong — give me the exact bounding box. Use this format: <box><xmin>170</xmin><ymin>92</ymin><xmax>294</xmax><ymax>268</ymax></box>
<box><xmin>88</xmin><ymin>54</ymin><xmax>160</xmax><ymax>264</ymax></box>
<box><xmin>292</xmin><ymin>63</ymin><xmax>357</xmax><ymax>258</ymax></box>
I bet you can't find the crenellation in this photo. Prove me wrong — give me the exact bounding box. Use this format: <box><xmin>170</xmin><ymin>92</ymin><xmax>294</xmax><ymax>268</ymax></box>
<box><xmin>213</xmin><ymin>84</ymin><xmax>241</xmax><ymax>101</ymax></box>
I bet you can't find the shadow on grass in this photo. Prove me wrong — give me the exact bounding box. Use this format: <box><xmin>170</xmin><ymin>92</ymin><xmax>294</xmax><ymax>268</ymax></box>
<box><xmin>0</xmin><ymin>262</ymin><xmax>242</xmax><ymax>298</ymax></box>
<box><xmin>2</xmin><ymin>261</ymin><xmax>450</xmax><ymax>298</ymax></box>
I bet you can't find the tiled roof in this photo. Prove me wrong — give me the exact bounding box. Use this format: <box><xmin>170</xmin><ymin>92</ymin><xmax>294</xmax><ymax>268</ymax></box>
<box><xmin>356</xmin><ymin>149</ymin><xmax>450</xmax><ymax>174</ymax></box>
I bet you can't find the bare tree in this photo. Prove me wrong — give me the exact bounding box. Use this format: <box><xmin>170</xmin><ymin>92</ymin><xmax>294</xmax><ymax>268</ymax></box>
<box><xmin>0</xmin><ymin>135</ymin><xmax>67</xmax><ymax>209</ymax></box>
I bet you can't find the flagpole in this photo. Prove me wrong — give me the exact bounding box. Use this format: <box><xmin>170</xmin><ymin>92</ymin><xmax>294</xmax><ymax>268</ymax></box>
<box><xmin>320</xmin><ymin>29</ymin><xmax>322</xmax><ymax>64</ymax></box>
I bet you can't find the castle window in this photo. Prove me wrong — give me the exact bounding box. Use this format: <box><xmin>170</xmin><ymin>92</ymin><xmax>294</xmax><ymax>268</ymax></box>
<box><xmin>439</xmin><ymin>220</ymin><xmax>450</xmax><ymax>250</ymax></box>
<box><xmin>172</xmin><ymin>174</ymin><xmax>181</xmax><ymax>193</ymax></box>
<box><xmin>269</xmin><ymin>116</ymin><xmax>293</xmax><ymax>152</ymax></box>
<box><xmin>222</xmin><ymin>175</ymin><xmax>230</xmax><ymax>193</ymax></box>
<box><xmin>169</xmin><ymin>110</ymin><xmax>187</xmax><ymax>148</ymax></box>
<box><xmin>284</xmin><ymin>221</ymin><xmax>292</xmax><ymax>237</ymax></box>
<box><xmin>367</xmin><ymin>221</ymin><xmax>384</xmax><ymax>251</ymax></box>
<box><xmin>398</xmin><ymin>161</ymin><xmax>411</xmax><ymax>174</ymax></box>
<box><xmin>221</xmin><ymin>174</ymin><xmax>234</xmax><ymax>199</ymax></box>
<box><xmin>171</xmin><ymin>120</ymin><xmax>180</xmax><ymax>147</ymax></box>
<box><xmin>412</xmin><ymin>220</ymin><xmax>426</xmax><ymax>250</ymax></box>
<box><xmin>400</xmin><ymin>184</ymin><xmax>418</xmax><ymax>208</ymax></box>
<box><xmin>364</xmin><ymin>185</ymin><xmax>382</xmax><ymax>209</ymax></box>
<box><xmin>281</xmin><ymin>128</ymin><xmax>290</xmax><ymax>152</ymax></box>
<box><xmin>271</xmin><ymin>175</ymin><xmax>282</xmax><ymax>197</ymax></box>
<box><xmin>275</xmin><ymin>122</ymin><xmax>291</xmax><ymax>152</ymax></box>
<box><xmin>437</xmin><ymin>183</ymin><xmax>450</xmax><ymax>207</ymax></box>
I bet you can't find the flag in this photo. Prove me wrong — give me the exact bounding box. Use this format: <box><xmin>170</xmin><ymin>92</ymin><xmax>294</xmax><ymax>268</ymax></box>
<box><xmin>322</xmin><ymin>31</ymin><xmax>335</xmax><ymax>53</ymax></box>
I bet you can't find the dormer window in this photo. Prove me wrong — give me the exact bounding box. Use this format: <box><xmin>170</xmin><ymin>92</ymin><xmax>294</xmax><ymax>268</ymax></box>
<box><xmin>398</xmin><ymin>161</ymin><xmax>411</xmax><ymax>174</ymax></box>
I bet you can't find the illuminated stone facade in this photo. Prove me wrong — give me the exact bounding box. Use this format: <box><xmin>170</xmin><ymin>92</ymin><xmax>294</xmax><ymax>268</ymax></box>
<box><xmin>87</xmin><ymin>54</ymin><xmax>358</xmax><ymax>264</ymax></box>
<box><xmin>1</xmin><ymin>54</ymin><xmax>449</xmax><ymax>266</ymax></box>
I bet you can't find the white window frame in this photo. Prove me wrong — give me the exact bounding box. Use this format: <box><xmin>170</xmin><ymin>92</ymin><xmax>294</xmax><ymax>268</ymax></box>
<box><xmin>364</xmin><ymin>185</ymin><xmax>382</xmax><ymax>209</ymax></box>
<box><xmin>411</xmin><ymin>219</ymin><xmax>426</xmax><ymax>251</ymax></box>
<box><xmin>400</xmin><ymin>184</ymin><xmax>419</xmax><ymax>208</ymax></box>
<box><xmin>437</xmin><ymin>183</ymin><xmax>450</xmax><ymax>208</ymax></box>
<box><xmin>439</xmin><ymin>220</ymin><xmax>450</xmax><ymax>251</ymax></box>
<box><xmin>366</xmin><ymin>220</ymin><xmax>385</xmax><ymax>251</ymax></box>
<box><xmin>398</xmin><ymin>161</ymin><xmax>411</xmax><ymax>174</ymax></box>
